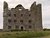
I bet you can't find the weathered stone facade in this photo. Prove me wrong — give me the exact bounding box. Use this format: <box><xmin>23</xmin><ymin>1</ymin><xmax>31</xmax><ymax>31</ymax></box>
<box><xmin>3</xmin><ymin>1</ymin><xmax>42</xmax><ymax>31</ymax></box>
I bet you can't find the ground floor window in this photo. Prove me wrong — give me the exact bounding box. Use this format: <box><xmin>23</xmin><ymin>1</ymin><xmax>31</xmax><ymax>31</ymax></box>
<box><xmin>8</xmin><ymin>26</ymin><xmax>11</xmax><ymax>29</ymax></box>
<box><xmin>29</xmin><ymin>25</ymin><xmax>32</xmax><ymax>29</ymax></box>
<box><xmin>16</xmin><ymin>26</ymin><xmax>19</xmax><ymax>28</ymax></box>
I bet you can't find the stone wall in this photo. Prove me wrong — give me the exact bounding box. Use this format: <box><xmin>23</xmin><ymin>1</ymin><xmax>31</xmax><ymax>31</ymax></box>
<box><xmin>3</xmin><ymin>1</ymin><xmax>42</xmax><ymax>31</ymax></box>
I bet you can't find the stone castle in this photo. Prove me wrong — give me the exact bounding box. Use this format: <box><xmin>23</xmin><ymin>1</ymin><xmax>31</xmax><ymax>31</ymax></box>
<box><xmin>3</xmin><ymin>1</ymin><xmax>42</xmax><ymax>31</ymax></box>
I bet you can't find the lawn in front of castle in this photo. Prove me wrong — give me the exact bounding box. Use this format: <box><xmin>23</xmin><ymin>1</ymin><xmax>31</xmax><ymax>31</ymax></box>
<box><xmin>0</xmin><ymin>31</ymin><xmax>50</xmax><ymax>38</ymax></box>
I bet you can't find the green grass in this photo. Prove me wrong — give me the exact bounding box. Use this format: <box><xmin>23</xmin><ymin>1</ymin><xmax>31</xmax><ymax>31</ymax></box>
<box><xmin>0</xmin><ymin>31</ymin><xmax>50</xmax><ymax>38</ymax></box>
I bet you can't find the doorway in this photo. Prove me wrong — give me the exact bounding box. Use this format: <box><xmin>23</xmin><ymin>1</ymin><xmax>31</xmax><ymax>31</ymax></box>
<box><xmin>21</xmin><ymin>26</ymin><xmax>23</xmax><ymax>31</ymax></box>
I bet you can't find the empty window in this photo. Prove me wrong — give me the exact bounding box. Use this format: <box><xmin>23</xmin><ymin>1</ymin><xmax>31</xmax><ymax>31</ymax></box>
<box><xmin>14</xmin><ymin>14</ymin><xmax>16</xmax><ymax>17</ymax></box>
<box><xmin>29</xmin><ymin>26</ymin><xmax>32</xmax><ymax>28</ymax></box>
<box><xmin>7</xmin><ymin>13</ymin><xmax>11</xmax><ymax>16</ymax></box>
<box><xmin>29</xmin><ymin>20</ymin><xmax>32</xmax><ymax>23</ymax></box>
<box><xmin>16</xmin><ymin>26</ymin><xmax>19</xmax><ymax>28</ymax></box>
<box><xmin>8</xmin><ymin>26</ymin><xmax>11</xmax><ymax>29</ymax></box>
<box><xmin>20</xmin><ymin>20</ymin><xmax>23</xmax><ymax>23</ymax></box>
<box><xmin>29</xmin><ymin>14</ymin><xmax>31</xmax><ymax>16</ymax></box>
<box><xmin>21</xmin><ymin>14</ymin><xmax>23</xmax><ymax>16</ymax></box>
<box><xmin>8</xmin><ymin>14</ymin><xmax>11</xmax><ymax>16</ymax></box>
<box><xmin>19</xmin><ymin>9</ymin><xmax>22</xmax><ymax>11</ymax></box>
<box><xmin>14</xmin><ymin>20</ymin><xmax>17</xmax><ymax>22</ymax></box>
<box><xmin>8</xmin><ymin>19</ymin><xmax>11</xmax><ymax>23</ymax></box>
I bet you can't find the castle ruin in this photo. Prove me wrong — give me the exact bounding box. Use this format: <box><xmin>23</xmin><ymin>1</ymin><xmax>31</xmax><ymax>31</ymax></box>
<box><xmin>3</xmin><ymin>1</ymin><xmax>43</xmax><ymax>31</ymax></box>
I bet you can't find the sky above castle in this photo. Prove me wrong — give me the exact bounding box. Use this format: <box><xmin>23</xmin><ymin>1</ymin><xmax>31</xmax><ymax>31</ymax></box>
<box><xmin>0</xmin><ymin>0</ymin><xmax>50</xmax><ymax>29</ymax></box>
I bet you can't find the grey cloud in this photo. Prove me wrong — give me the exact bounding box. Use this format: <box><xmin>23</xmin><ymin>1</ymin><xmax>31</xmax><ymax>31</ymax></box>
<box><xmin>36</xmin><ymin>0</ymin><xmax>50</xmax><ymax>5</ymax></box>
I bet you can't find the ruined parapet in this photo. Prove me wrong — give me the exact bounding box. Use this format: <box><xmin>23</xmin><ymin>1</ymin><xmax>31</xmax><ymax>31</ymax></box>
<box><xmin>15</xmin><ymin>4</ymin><xmax>25</xmax><ymax>11</ymax></box>
<box><xmin>3</xmin><ymin>1</ymin><xmax>8</xmax><ymax>11</ymax></box>
<box><xmin>30</xmin><ymin>1</ymin><xmax>36</xmax><ymax>12</ymax></box>
<box><xmin>3</xmin><ymin>1</ymin><xmax>8</xmax><ymax>17</ymax></box>
<box><xmin>36</xmin><ymin>4</ymin><xmax>42</xmax><ymax>24</ymax></box>
<box><xmin>35</xmin><ymin>4</ymin><xmax>42</xmax><ymax>21</ymax></box>
<box><xmin>36</xmin><ymin>4</ymin><xmax>42</xmax><ymax>14</ymax></box>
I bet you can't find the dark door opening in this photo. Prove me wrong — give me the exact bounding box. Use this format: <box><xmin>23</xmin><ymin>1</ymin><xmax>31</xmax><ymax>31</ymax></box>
<box><xmin>21</xmin><ymin>26</ymin><xmax>23</xmax><ymax>31</ymax></box>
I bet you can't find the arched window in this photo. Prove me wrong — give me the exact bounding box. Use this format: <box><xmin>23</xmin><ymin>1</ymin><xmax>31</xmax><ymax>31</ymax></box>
<box><xmin>19</xmin><ymin>9</ymin><xmax>22</xmax><ymax>11</ymax></box>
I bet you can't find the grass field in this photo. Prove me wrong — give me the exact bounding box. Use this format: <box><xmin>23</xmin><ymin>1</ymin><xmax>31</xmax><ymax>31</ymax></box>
<box><xmin>0</xmin><ymin>31</ymin><xmax>50</xmax><ymax>38</ymax></box>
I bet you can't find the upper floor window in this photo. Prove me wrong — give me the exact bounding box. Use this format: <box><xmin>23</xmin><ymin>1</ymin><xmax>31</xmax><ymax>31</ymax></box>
<box><xmin>29</xmin><ymin>20</ymin><xmax>32</xmax><ymax>23</ymax></box>
<box><xmin>21</xmin><ymin>14</ymin><xmax>23</xmax><ymax>16</ymax></box>
<box><xmin>29</xmin><ymin>14</ymin><xmax>31</xmax><ymax>16</ymax></box>
<box><xmin>14</xmin><ymin>20</ymin><xmax>17</xmax><ymax>23</ymax></box>
<box><xmin>19</xmin><ymin>9</ymin><xmax>22</xmax><ymax>11</ymax></box>
<box><xmin>8</xmin><ymin>14</ymin><xmax>11</xmax><ymax>16</ymax></box>
<box><xmin>20</xmin><ymin>20</ymin><xmax>23</xmax><ymax>23</ymax></box>
<box><xmin>8</xmin><ymin>19</ymin><xmax>11</xmax><ymax>23</ymax></box>
<box><xmin>14</xmin><ymin>14</ymin><xmax>16</xmax><ymax>17</ymax></box>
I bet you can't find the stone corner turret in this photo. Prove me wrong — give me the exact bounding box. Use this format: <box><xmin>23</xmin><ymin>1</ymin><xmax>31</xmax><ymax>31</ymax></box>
<box><xmin>3</xmin><ymin>1</ymin><xmax>8</xmax><ymax>11</ymax></box>
<box><xmin>30</xmin><ymin>1</ymin><xmax>36</xmax><ymax>11</ymax></box>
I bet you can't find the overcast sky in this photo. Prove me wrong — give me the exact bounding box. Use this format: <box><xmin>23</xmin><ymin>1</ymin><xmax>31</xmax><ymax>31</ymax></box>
<box><xmin>0</xmin><ymin>0</ymin><xmax>50</xmax><ymax>29</ymax></box>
